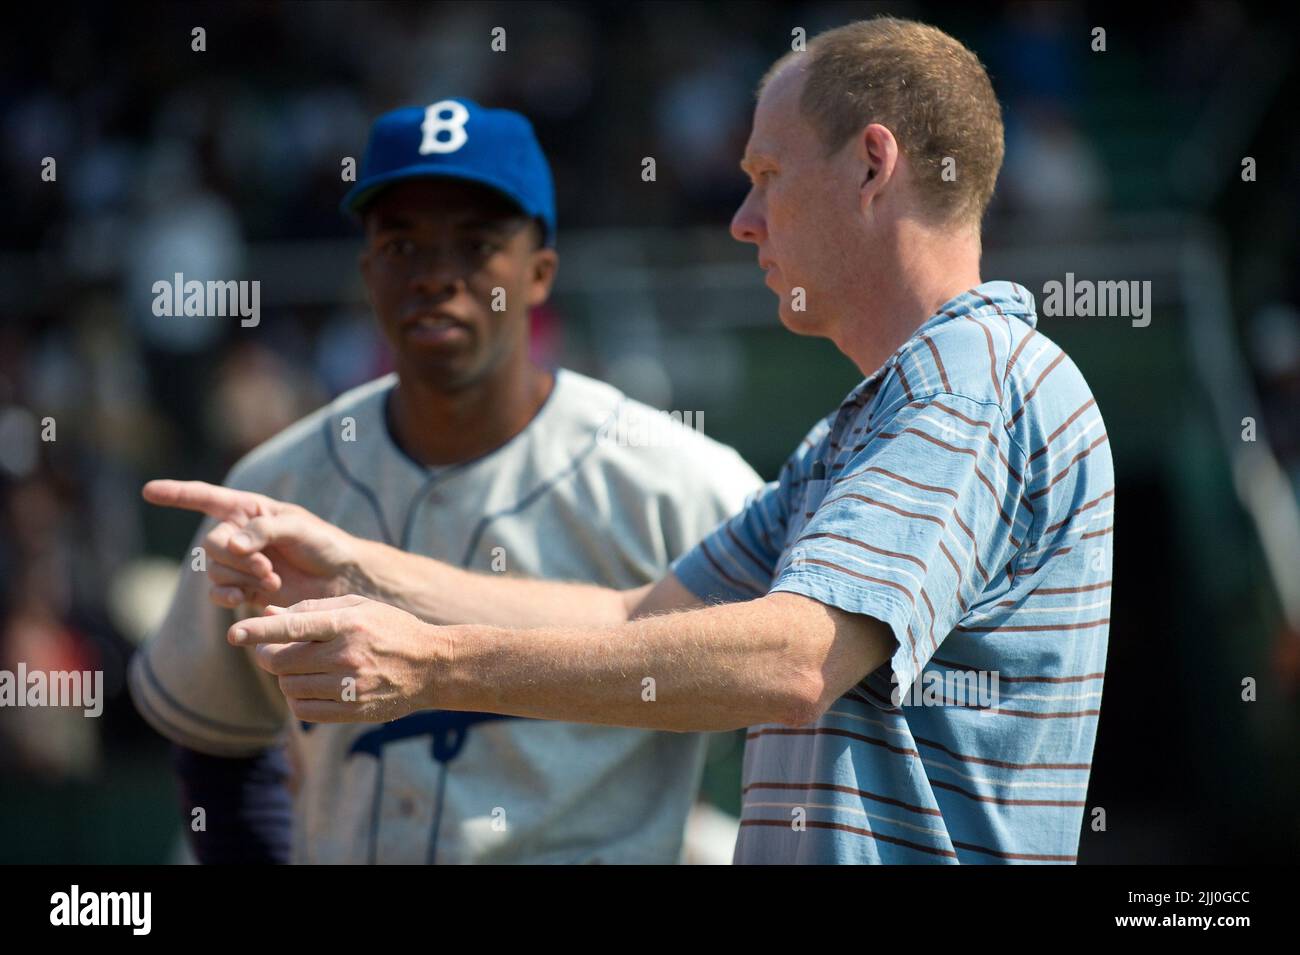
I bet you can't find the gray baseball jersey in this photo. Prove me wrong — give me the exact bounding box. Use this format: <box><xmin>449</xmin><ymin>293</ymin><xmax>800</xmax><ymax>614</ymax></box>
<box><xmin>129</xmin><ymin>369</ymin><xmax>762</xmax><ymax>863</ymax></box>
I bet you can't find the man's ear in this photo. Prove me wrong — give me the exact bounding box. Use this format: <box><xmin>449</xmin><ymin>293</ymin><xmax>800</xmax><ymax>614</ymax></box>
<box><xmin>527</xmin><ymin>247</ymin><xmax>559</xmax><ymax>307</ymax></box>
<box><xmin>859</xmin><ymin>123</ymin><xmax>899</xmax><ymax>206</ymax></box>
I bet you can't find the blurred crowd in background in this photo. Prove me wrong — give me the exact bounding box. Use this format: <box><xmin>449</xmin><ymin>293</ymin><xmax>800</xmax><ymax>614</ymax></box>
<box><xmin>1</xmin><ymin>1</ymin><xmax>1298</xmax><ymax>862</ymax></box>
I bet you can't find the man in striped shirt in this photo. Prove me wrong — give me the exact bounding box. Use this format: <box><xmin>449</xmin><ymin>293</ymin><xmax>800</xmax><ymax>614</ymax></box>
<box><xmin>160</xmin><ymin>17</ymin><xmax>1113</xmax><ymax>863</ymax></box>
<box><xmin>672</xmin><ymin>275</ymin><xmax>1112</xmax><ymax>862</ymax></box>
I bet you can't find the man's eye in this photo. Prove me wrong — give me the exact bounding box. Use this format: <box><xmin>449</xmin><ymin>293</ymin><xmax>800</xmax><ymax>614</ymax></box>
<box><xmin>383</xmin><ymin>239</ymin><xmax>414</xmax><ymax>255</ymax></box>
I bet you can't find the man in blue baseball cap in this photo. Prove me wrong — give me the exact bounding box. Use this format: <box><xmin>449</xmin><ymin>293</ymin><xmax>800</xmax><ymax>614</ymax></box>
<box><xmin>342</xmin><ymin>100</ymin><xmax>560</xmax><ymax>444</ymax></box>
<box><xmin>133</xmin><ymin>100</ymin><xmax>763</xmax><ymax>863</ymax></box>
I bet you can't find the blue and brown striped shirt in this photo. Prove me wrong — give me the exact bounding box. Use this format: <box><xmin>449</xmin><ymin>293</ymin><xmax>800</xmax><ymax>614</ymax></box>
<box><xmin>672</xmin><ymin>281</ymin><xmax>1114</xmax><ymax>863</ymax></box>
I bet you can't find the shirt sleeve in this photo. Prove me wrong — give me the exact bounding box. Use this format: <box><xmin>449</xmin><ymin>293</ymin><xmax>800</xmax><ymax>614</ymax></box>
<box><xmin>672</xmin><ymin>447</ymin><xmax>765</xmax><ymax>556</ymax></box>
<box><xmin>129</xmin><ymin>513</ymin><xmax>289</xmax><ymax>757</ymax></box>
<box><xmin>769</xmin><ymin>393</ymin><xmax>1025</xmax><ymax>705</ymax></box>
<box><xmin>670</xmin><ymin>421</ymin><xmax>830</xmax><ymax>603</ymax></box>
<box><xmin>172</xmin><ymin>744</ymin><xmax>292</xmax><ymax>863</ymax></box>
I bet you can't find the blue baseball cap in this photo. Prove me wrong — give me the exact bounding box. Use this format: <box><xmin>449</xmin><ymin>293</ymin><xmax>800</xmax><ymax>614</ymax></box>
<box><xmin>341</xmin><ymin>99</ymin><xmax>556</xmax><ymax>245</ymax></box>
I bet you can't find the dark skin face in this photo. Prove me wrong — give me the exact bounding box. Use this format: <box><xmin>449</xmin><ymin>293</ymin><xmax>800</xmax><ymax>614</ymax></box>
<box><xmin>358</xmin><ymin>178</ymin><xmax>558</xmax><ymax>466</ymax></box>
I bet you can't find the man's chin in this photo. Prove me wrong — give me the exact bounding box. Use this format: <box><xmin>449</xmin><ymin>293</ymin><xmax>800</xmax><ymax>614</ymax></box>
<box><xmin>775</xmin><ymin>301</ymin><xmax>824</xmax><ymax>337</ymax></box>
<box><xmin>396</xmin><ymin>351</ymin><xmax>481</xmax><ymax>392</ymax></box>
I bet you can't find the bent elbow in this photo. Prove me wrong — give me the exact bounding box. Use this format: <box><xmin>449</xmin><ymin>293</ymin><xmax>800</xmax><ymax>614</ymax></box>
<box><xmin>776</xmin><ymin>671</ymin><xmax>828</xmax><ymax>728</ymax></box>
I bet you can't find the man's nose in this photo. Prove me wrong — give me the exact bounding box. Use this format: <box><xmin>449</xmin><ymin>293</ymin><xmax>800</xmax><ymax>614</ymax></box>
<box><xmin>409</xmin><ymin>248</ymin><xmax>466</xmax><ymax>293</ymax></box>
<box><xmin>730</xmin><ymin>191</ymin><xmax>766</xmax><ymax>245</ymax></box>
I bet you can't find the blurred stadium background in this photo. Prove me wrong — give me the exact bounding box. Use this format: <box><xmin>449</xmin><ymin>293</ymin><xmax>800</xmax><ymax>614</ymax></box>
<box><xmin>1</xmin><ymin>0</ymin><xmax>1298</xmax><ymax>863</ymax></box>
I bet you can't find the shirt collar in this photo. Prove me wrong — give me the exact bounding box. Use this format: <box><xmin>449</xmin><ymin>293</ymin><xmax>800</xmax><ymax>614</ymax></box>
<box><xmin>842</xmin><ymin>280</ymin><xmax>1038</xmax><ymax>407</ymax></box>
<box><xmin>922</xmin><ymin>279</ymin><xmax>1037</xmax><ymax>332</ymax></box>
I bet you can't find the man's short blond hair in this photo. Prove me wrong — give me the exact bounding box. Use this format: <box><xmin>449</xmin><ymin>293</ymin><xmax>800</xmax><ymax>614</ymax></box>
<box><xmin>764</xmin><ymin>16</ymin><xmax>1004</xmax><ymax>226</ymax></box>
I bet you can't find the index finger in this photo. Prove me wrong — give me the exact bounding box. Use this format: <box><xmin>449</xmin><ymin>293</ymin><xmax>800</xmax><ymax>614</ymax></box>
<box><xmin>143</xmin><ymin>479</ymin><xmax>262</xmax><ymax>523</ymax></box>
<box><xmin>228</xmin><ymin>608</ymin><xmax>346</xmax><ymax>647</ymax></box>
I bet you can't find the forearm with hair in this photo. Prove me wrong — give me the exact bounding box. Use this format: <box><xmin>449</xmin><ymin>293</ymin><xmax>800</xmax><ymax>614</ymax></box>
<box><xmin>349</xmin><ymin>537</ymin><xmax>649</xmax><ymax>628</ymax></box>
<box><xmin>436</xmin><ymin>593</ymin><xmax>844</xmax><ymax>732</ymax></box>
